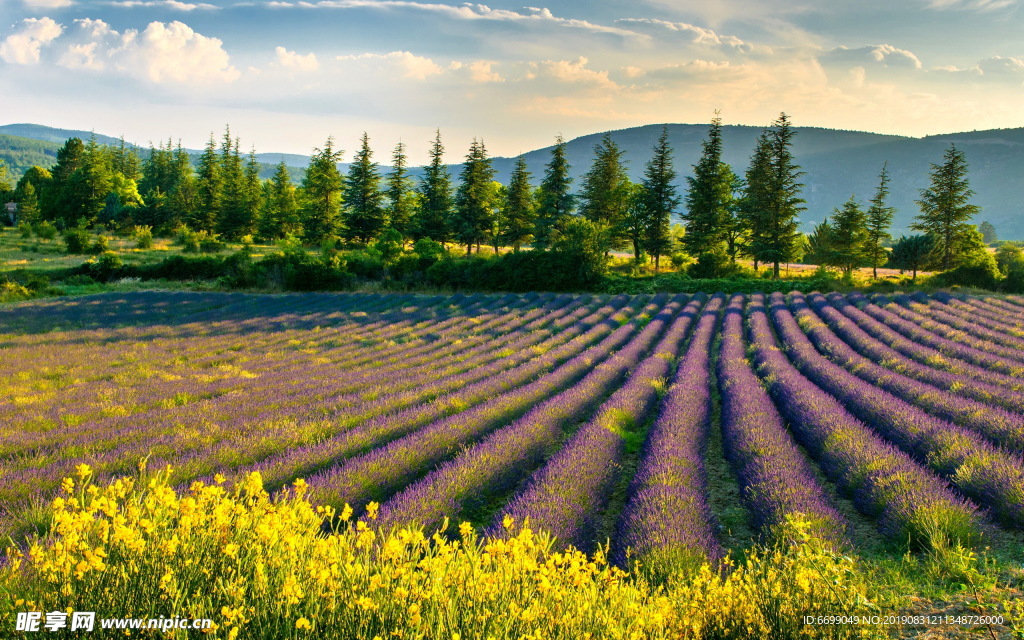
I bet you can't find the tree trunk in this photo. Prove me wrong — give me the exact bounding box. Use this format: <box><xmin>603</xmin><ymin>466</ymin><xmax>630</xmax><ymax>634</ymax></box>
<box><xmin>773</xmin><ymin>261</ymin><xmax>780</xmax><ymax>279</ymax></box>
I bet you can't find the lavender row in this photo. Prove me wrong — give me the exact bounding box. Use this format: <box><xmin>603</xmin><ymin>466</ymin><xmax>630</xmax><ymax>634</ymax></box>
<box><xmin>0</xmin><ymin>294</ymin><xmax>615</xmax><ymax>516</ymax></box>
<box><xmin>865</xmin><ymin>292</ymin><xmax>1024</xmax><ymax>367</ymax></box>
<box><xmin>788</xmin><ymin>293</ymin><xmax>1024</xmax><ymax>452</ymax></box>
<box><xmin>481</xmin><ymin>296</ymin><xmax>704</xmax><ymax>550</ymax></box>
<box><xmin>767</xmin><ymin>292</ymin><xmax>1024</xmax><ymax>529</ymax></box>
<box><xmin>931</xmin><ymin>293</ymin><xmax>1024</xmax><ymax>333</ymax></box>
<box><xmin>745</xmin><ymin>294</ymin><xmax>980</xmax><ymax>548</ymax></box>
<box><xmin>716</xmin><ymin>295</ymin><xmax>846</xmax><ymax>540</ymax></box>
<box><xmin>615</xmin><ymin>295</ymin><xmax>726</xmax><ymax>568</ymax></box>
<box><xmin>378</xmin><ymin>295</ymin><xmax>689</xmax><ymax>534</ymax></box>
<box><xmin>305</xmin><ymin>296</ymin><xmax>661</xmax><ymax>514</ymax></box>
<box><xmin>843</xmin><ymin>293</ymin><xmax>1024</xmax><ymax>379</ymax></box>
<box><xmin>904</xmin><ymin>291</ymin><xmax>1024</xmax><ymax>349</ymax></box>
<box><xmin>810</xmin><ymin>293</ymin><xmax>1024</xmax><ymax>412</ymax></box>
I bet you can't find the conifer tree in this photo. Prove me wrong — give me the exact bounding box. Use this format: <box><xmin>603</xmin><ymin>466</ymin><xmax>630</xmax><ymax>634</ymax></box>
<box><xmin>195</xmin><ymin>135</ymin><xmax>223</xmax><ymax>232</ymax></box>
<box><xmin>218</xmin><ymin>130</ymin><xmax>248</xmax><ymax>239</ymax></box>
<box><xmin>534</xmin><ymin>135</ymin><xmax>574</xmax><ymax>249</ymax></box>
<box><xmin>259</xmin><ymin>161</ymin><xmax>300</xmax><ymax>240</ymax></box>
<box><xmin>453</xmin><ymin>138</ymin><xmax>496</xmax><ymax>254</ymax></box>
<box><xmin>414</xmin><ymin>130</ymin><xmax>453</xmax><ymax>244</ymax></box>
<box><xmin>40</xmin><ymin>137</ymin><xmax>84</xmax><ymax>223</ymax></box>
<box><xmin>300</xmin><ymin>138</ymin><xmax>344</xmax><ymax>243</ymax></box>
<box><xmin>343</xmin><ymin>133</ymin><xmax>386</xmax><ymax>244</ymax></box>
<box><xmin>65</xmin><ymin>135</ymin><xmax>113</xmax><ymax>226</ymax></box>
<box><xmin>912</xmin><ymin>144</ymin><xmax>981</xmax><ymax>271</ymax></box>
<box><xmin>386</xmin><ymin>141</ymin><xmax>416</xmax><ymax>239</ymax></box>
<box><xmin>499</xmin><ymin>156</ymin><xmax>536</xmax><ymax>251</ymax></box>
<box><xmin>864</xmin><ymin>162</ymin><xmax>895</xmax><ymax>279</ymax></box>
<box><xmin>743</xmin><ymin>113</ymin><xmax>805</xmax><ymax>278</ymax></box>
<box><xmin>578</xmin><ymin>134</ymin><xmax>630</xmax><ymax>249</ymax></box>
<box><xmin>683</xmin><ymin>117</ymin><xmax>732</xmax><ymax>261</ymax></box>
<box><xmin>639</xmin><ymin>126</ymin><xmax>680</xmax><ymax>271</ymax></box>
<box><xmin>825</xmin><ymin>195</ymin><xmax>869</xmax><ymax>276</ymax></box>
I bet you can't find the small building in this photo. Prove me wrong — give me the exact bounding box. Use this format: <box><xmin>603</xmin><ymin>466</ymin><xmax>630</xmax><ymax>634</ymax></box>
<box><xmin>5</xmin><ymin>202</ymin><xmax>16</xmax><ymax>225</ymax></box>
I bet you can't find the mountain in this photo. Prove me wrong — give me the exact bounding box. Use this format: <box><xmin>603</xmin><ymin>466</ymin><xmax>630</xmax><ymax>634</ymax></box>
<box><xmin>4</xmin><ymin>122</ymin><xmax>1023</xmax><ymax>239</ymax></box>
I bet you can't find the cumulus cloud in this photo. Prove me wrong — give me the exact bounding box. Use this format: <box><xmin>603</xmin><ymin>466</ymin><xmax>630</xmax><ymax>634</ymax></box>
<box><xmin>13</xmin><ymin>17</ymin><xmax>240</xmax><ymax>83</ymax></box>
<box><xmin>525</xmin><ymin>57</ymin><xmax>617</xmax><ymax>88</ymax></box>
<box><xmin>822</xmin><ymin>44</ymin><xmax>922</xmax><ymax>70</ymax></box>
<box><xmin>614</xmin><ymin>18</ymin><xmax>763</xmax><ymax>53</ymax></box>
<box><xmin>0</xmin><ymin>17</ymin><xmax>64</xmax><ymax>64</ymax></box>
<box><xmin>336</xmin><ymin>50</ymin><xmax>444</xmax><ymax>80</ymax></box>
<box><xmin>275</xmin><ymin>46</ymin><xmax>319</xmax><ymax>71</ymax></box>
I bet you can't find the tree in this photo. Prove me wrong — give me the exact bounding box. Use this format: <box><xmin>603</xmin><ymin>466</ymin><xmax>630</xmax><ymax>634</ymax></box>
<box><xmin>864</xmin><ymin>162</ymin><xmax>895</xmax><ymax>279</ymax></box>
<box><xmin>343</xmin><ymin>133</ymin><xmax>386</xmax><ymax>244</ymax></box>
<box><xmin>64</xmin><ymin>135</ymin><xmax>113</xmax><ymax>226</ymax></box>
<box><xmin>385</xmin><ymin>141</ymin><xmax>416</xmax><ymax>239</ymax></box>
<box><xmin>889</xmin><ymin>234</ymin><xmax>933</xmax><ymax>282</ymax></box>
<box><xmin>683</xmin><ymin>116</ymin><xmax>732</xmax><ymax>262</ymax></box>
<box><xmin>259</xmin><ymin>161</ymin><xmax>300</xmax><ymax>240</ymax></box>
<box><xmin>912</xmin><ymin>144</ymin><xmax>980</xmax><ymax>271</ymax></box>
<box><xmin>534</xmin><ymin>135</ymin><xmax>574</xmax><ymax>249</ymax></box>
<box><xmin>300</xmin><ymin>138</ymin><xmax>344</xmax><ymax>243</ymax></box>
<box><xmin>823</xmin><ymin>196</ymin><xmax>868</xmax><ymax>276</ymax></box>
<box><xmin>14</xmin><ymin>166</ymin><xmax>51</xmax><ymax>226</ymax></box>
<box><xmin>414</xmin><ymin>130</ymin><xmax>453</xmax><ymax>244</ymax></box>
<box><xmin>639</xmin><ymin>126</ymin><xmax>680</xmax><ymax>272</ymax></box>
<box><xmin>743</xmin><ymin>113</ymin><xmax>805</xmax><ymax>278</ymax></box>
<box><xmin>738</xmin><ymin>132</ymin><xmax>771</xmax><ymax>271</ymax></box>
<box><xmin>453</xmin><ymin>138</ymin><xmax>496</xmax><ymax>254</ymax></box>
<box><xmin>551</xmin><ymin>216</ymin><xmax>610</xmax><ymax>287</ymax></box>
<box><xmin>195</xmin><ymin>135</ymin><xmax>223</xmax><ymax>232</ymax></box>
<box><xmin>40</xmin><ymin>137</ymin><xmax>84</xmax><ymax>223</ymax></box>
<box><xmin>979</xmin><ymin>221</ymin><xmax>997</xmax><ymax>245</ymax></box>
<box><xmin>578</xmin><ymin>134</ymin><xmax>630</xmax><ymax>249</ymax></box>
<box><xmin>499</xmin><ymin>156</ymin><xmax>536</xmax><ymax>251</ymax></box>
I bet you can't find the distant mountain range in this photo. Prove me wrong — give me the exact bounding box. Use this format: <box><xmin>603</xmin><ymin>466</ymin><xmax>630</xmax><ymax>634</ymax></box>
<box><xmin>3</xmin><ymin>122</ymin><xmax>1023</xmax><ymax>239</ymax></box>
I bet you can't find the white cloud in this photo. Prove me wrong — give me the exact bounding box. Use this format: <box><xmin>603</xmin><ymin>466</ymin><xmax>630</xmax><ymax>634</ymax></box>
<box><xmin>977</xmin><ymin>55</ymin><xmax>1024</xmax><ymax>75</ymax></box>
<box><xmin>275</xmin><ymin>46</ymin><xmax>319</xmax><ymax>71</ymax></box>
<box><xmin>107</xmin><ymin>1</ymin><xmax>219</xmax><ymax>9</ymax></box>
<box><xmin>526</xmin><ymin>56</ymin><xmax>617</xmax><ymax>88</ymax></box>
<box><xmin>336</xmin><ymin>50</ymin><xmax>444</xmax><ymax>80</ymax></box>
<box><xmin>926</xmin><ymin>0</ymin><xmax>1016</xmax><ymax>10</ymax></box>
<box><xmin>465</xmin><ymin>60</ymin><xmax>503</xmax><ymax>83</ymax></box>
<box><xmin>614</xmin><ymin>18</ymin><xmax>759</xmax><ymax>52</ymax></box>
<box><xmin>822</xmin><ymin>44</ymin><xmax>922</xmax><ymax>70</ymax></box>
<box><xmin>21</xmin><ymin>0</ymin><xmax>74</xmax><ymax>8</ymax></box>
<box><xmin>265</xmin><ymin>1</ymin><xmax>639</xmax><ymax>37</ymax></box>
<box><xmin>0</xmin><ymin>17</ymin><xmax>64</xmax><ymax>65</ymax></box>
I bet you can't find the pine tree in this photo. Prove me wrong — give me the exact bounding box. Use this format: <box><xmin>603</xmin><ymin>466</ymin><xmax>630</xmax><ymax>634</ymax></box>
<box><xmin>195</xmin><ymin>135</ymin><xmax>223</xmax><ymax>232</ymax></box>
<box><xmin>65</xmin><ymin>135</ymin><xmax>113</xmax><ymax>226</ymax></box>
<box><xmin>300</xmin><ymin>138</ymin><xmax>344</xmax><ymax>244</ymax></box>
<box><xmin>453</xmin><ymin>138</ymin><xmax>496</xmax><ymax>254</ymax></box>
<box><xmin>343</xmin><ymin>132</ymin><xmax>386</xmax><ymax>244</ymax></box>
<box><xmin>738</xmin><ymin>132</ymin><xmax>771</xmax><ymax>271</ymax></box>
<box><xmin>499</xmin><ymin>156</ymin><xmax>536</xmax><ymax>251</ymax></box>
<box><xmin>912</xmin><ymin>145</ymin><xmax>981</xmax><ymax>271</ymax></box>
<box><xmin>386</xmin><ymin>141</ymin><xmax>416</xmax><ymax>239</ymax></box>
<box><xmin>979</xmin><ymin>221</ymin><xmax>997</xmax><ymax>245</ymax></box>
<box><xmin>40</xmin><ymin>137</ymin><xmax>84</xmax><ymax>222</ymax></box>
<box><xmin>683</xmin><ymin>117</ymin><xmax>732</xmax><ymax>261</ymax></box>
<box><xmin>14</xmin><ymin>166</ymin><xmax>51</xmax><ymax>227</ymax></box>
<box><xmin>639</xmin><ymin>126</ymin><xmax>680</xmax><ymax>271</ymax></box>
<box><xmin>826</xmin><ymin>195</ymin><xmax>869</xmax><ymax>276</ymax></box>
<box><xmin>578</xmin><ymin>134</ymin><xmax>630</xmax><ymax>249</ymax></box>
<box><xmin>864</xmin><ymin>162</ymin><xmax>895</xmax><ymax>279</ymax></box>
<box><xmin>744</xmin><ymin>114</ymin><xmax>805</xmax><ymax>278</ymax></box>
<box><xmin>889</xmin><ymin>234</ymin><xmax>933</xmax><ymax>282</ymax></box>
<box><xmin>112</xmin><ymin>137</ymin><xmax>142</xmax><ymax>183</ymax></box>
<box><xmin>414</xmin><ymin>130</ymin><xmax>453</xmax><ymax>244</ymax></box>
<box><xmin>259</xmin><ymin>161</ymin><xmax>299</xmax><ymax>240</ymax></box>
<box><xmin>534</xmin><ymin>135</ymin><xmax>574</xmax><ymax>249</ymax></box>
<box><xmin>218</xmin><ymin>130</ymin><xmax>248</xmax><ymax>239</ymax></box>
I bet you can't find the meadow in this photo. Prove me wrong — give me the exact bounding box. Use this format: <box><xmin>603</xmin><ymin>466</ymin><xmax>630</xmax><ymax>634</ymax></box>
<box><xmin>3</xmin><ymin>288</ymin><xmax>1024</xmax><ymax>638</ymax></box>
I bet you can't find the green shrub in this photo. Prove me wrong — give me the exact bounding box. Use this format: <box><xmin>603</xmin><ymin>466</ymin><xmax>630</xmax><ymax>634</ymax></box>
<box><xmin>345</xmin><ymin>249</ymin><xmax>386</xmax><ymax>279</ymax></box>
<box><xmin>18</xmin><ymin>222</ymin><xmax>32</xmax><ymax>239</ymax></box>
<box><xmin>132</xmin><ymin>225</ymin><xmax>154</xmax><ymax>250</ymax></box>
<box><xmin>34</xmin><ymin>221</ymin><xmax>57</xmax><ymax>241</ymax></box>
<box><xmin>86</xmin><ymin>251</ymin><xmax>124</xmax><ymax>281</ymax></box>
<box><xmin>63</xmin><ymin>228</ymin><xmax>91</xmax><ymax>254</ymax></box>
<box><xmin>88</xmin><ymin>235</ymin><xmax>110</xmax><ymax>255</ymax></box>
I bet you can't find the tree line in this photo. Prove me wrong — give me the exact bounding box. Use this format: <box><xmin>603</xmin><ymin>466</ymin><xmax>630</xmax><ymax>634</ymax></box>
<box><xmin>2</xmin><ymin>114</ymin><xmax>1000</xmax><ymax>285</ymax></box>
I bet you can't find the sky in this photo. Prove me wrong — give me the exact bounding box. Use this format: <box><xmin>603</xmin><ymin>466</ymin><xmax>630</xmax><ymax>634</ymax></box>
<box><xmin>2</xmin><ymin>0</ymin><xmax>1023</xmax><ymax>163</ymax></box>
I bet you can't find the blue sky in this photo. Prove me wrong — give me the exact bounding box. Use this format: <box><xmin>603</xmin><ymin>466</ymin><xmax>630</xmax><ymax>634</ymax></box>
<box><xmin>2</xmin><ymin>0</ymin><xmax>1023</xmax><ymax>162</ymax></box>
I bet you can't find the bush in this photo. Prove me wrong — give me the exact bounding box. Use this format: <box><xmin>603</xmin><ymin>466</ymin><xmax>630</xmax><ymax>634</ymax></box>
<box><xmin>256</xmin><ymin>251</ymin><xmax>352</xmax><ymax>291</ymax></box>
<box><xmin>132</xmin><ymin>225</ymin><xmax>154</xmax><ymax>250</ymax></box>
<box><xmin>33</xmin><ymin>221</ymin><xmax>57</xmax><ymax>241</ymax></box>
<box><xmin>88</xmin><ymin>235</ymin><xmax>110</xmax><ymax>255</ymax></box>
<box><xmin>345</xmin><ymin>249</ymin><xmax>386</xmax><ymax>279</ymax></box>
<box><xmin>86</xmin><ymin>251</ymin><xmax>124</xmax><ymax>282</ymax></box>
<box><xmin>18</xmin><ymin>222</ymin><xmax>32</xmax><ymax>239</ymax></box>
<box><xmin>63</xmin><ymin>228</ymin><xmax>91</xmax><ymax>254</ymax></box>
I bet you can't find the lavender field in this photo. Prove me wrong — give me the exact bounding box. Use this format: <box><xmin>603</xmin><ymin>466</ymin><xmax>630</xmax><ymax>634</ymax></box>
<box><xmin>3</xmin><ymin>288</ymin><xmax>1024</xmax><ymax>565</ymax></box>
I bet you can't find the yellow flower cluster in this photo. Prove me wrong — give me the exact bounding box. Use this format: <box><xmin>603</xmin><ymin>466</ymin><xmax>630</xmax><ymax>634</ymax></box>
<box><xmin>1</xmin><ymin>467</ymin><xmax>882</xmax><ymax>639</ymax></box>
